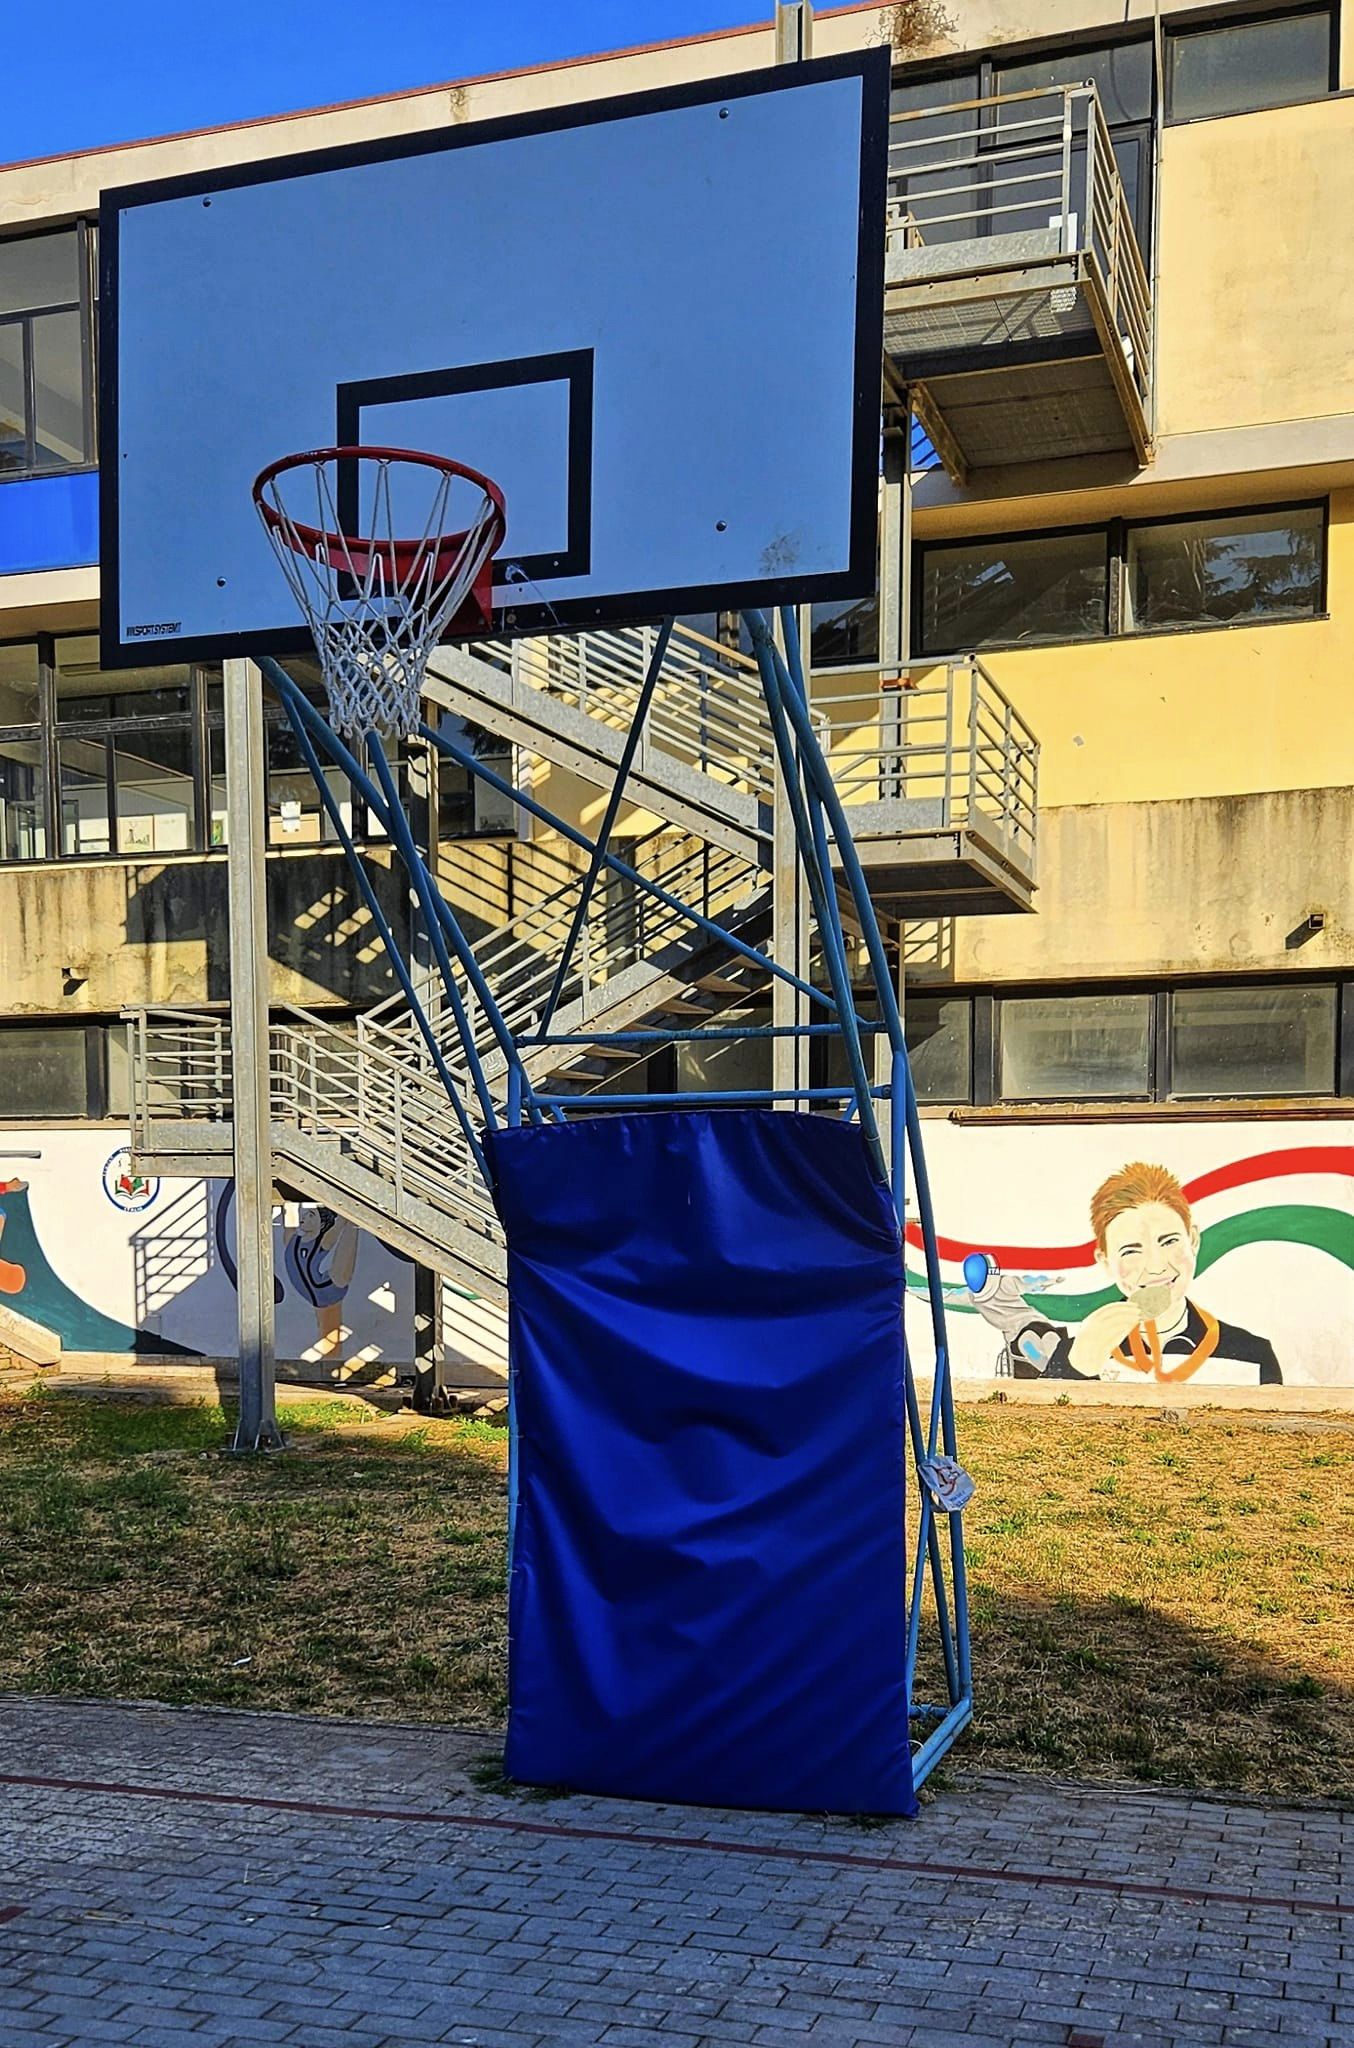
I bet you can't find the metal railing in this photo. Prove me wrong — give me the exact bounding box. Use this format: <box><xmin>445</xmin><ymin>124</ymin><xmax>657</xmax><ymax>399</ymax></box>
<box><xmin>125</xmin><ymin>1004</ymin><xmax>499</xmax><ymax>1250</ymax></box>
<box><xmin>816</xmin><ymin>658</ymin><xmax>1038</xmax><ymax>873</ymax></box>
<box><xmin>271</xmin><ymin>1010</ymin><xmax>498</xmax><ymax>1237</ymax></box>
<box><xmin>455</xmin><ymin>620</ymin><xmax>776</xmax><ymax>801</ymax></box>
<box><xmin>887</xmin><ymin>81</ymin><xmax>1152</xmax><ymax>414</ymax></box>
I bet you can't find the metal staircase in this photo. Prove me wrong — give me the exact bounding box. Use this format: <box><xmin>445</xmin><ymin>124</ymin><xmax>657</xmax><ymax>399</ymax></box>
<box><xmin>126</xmin><ymin>616</ymin><xmax>1039</xmax><ymax>1335</ymax></box>
<box><xmin>425</xmin><ymin>624</ymin><xmax>772</xmax><ymax>860</ymax></box>
<box><xmin>128</xmin><ymin>823</ymin><xmax>773</xmax><ymax>1299</ymax></box>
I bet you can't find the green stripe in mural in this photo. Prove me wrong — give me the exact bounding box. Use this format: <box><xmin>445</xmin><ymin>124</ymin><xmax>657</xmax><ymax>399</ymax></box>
<box><xmin>910</xmin><ymin>1203</ymin><xmax>1354</xmax><ymax>1320</ymax></box>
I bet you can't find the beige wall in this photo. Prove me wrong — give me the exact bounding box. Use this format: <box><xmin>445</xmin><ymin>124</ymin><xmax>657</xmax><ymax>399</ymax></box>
<box><xmin>0</xmin><ymin>851</ymin><xmax>412</xmax><ymax>1019</ymax></box>
<box><xmin>928</xmin><ymin>783</ymin><xmax>1353</xmax><ymax>985</ymax></box>
<box><xmin>1156</xmin><ymin>96</ymin><xmax>1354</xmax><ymax>441</ymax></box>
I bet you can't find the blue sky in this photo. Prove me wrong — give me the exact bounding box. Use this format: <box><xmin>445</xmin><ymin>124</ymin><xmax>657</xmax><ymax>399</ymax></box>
<box><xmin>6</xmin><ymin>1</ymin><xmax>764</xmax><ymax>165</ymax></box>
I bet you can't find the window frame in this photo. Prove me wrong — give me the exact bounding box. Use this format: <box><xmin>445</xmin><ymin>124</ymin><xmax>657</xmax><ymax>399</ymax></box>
<box><xmin>1163</xmin><ymin>1</ymin><xmax>1340</xmax><ymax>126</ymax></box>
<box><xmin>912</xmin><ymin>519</ymin><xmax>1116</xmax><ymax>656</ymax></box>
<box><xmin>0</xmin><ymin>220</ymin><xmax>98</xmax><ymax>481</ymax></box>
<box><xmin>1119</xmin><ymin>496</ymin><xmax>1330</xmax><ymax>638</ymax></box>
<box><xmin>995</xmin><ymin>988</ymin><xmax>1157</xmax><ymax>1105</ymax></box>
<box><xmin>0</xmin><ymin>632</ymin><xmax>416</xmax><ymax>866</ymax></box>
<box><xmin>923</xmin><ymin>975</ymin><xmax>1350</xmax><ymax>1109</ymax></box>
<box><xmin>1164</xmin><ymin>979</ymin><xmax>1341</xmax><ymax>1100</ymax></box>
<box><xmin>890</xmin><ymin>24</ymin><xmax>1158</xmax><ymax>255</ymax></box>
<box><xmin>0</xmin><ymin>1018</ymin><xmax>128</xmax><ymax>1123</ymax></box>
<box><xmin>912</xmin><ymin>498</ymin><xmax>1329</xmax><ymax>656</ymax></box>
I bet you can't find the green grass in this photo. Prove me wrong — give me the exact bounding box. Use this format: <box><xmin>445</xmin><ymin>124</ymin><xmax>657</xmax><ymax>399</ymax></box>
<box><xmin>0</xmin><ymin>1386</ymin><xmax>1349</xmax><ymax>1800</ymax></box>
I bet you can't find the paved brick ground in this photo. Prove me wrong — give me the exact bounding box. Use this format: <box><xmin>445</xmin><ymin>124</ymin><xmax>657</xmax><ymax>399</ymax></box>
<box><xmin>0</xmin><ymin>1697</ymin><xmax>1347</xmax><ymax>2048</ymax></box>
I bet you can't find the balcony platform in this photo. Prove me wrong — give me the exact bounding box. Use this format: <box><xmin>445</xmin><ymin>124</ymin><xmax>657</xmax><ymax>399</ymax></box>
<box><xmin>886</xmin><ymin>85</ymin><xmax>1153</xmax><ymax>475</ymax></box>
<box><xmin>843</xmin><ymin>817</ymin><xmax>1036</xmax><ymax>919</ymax></box>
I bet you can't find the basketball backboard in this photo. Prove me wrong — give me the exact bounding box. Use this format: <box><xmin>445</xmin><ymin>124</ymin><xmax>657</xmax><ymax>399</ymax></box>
<box><xmin>98</xmin><ymin>50</ymin><xmax>889</xmax><ymax>667</ymax></box>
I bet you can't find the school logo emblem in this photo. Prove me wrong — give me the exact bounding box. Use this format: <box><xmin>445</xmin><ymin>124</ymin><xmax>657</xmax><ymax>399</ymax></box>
<box><xmin>102</xmin><ymin>1148</ymin><xmax>159</xmax><ymax>1213</ymax></box>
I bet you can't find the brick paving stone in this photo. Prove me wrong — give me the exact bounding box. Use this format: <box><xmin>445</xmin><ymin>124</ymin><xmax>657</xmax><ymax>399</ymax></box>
<box><xmin>0</xmin><ymin>1696</ymin><xmax>1349</xmax><ymax>2048</ymax></box>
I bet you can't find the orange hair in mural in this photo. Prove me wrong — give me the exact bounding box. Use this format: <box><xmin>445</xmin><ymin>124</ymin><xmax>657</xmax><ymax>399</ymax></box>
<box><xmin>1090</xmin><ymin>1161</ymin><xmax>1194</xmax><ymax>1253</ymax></box>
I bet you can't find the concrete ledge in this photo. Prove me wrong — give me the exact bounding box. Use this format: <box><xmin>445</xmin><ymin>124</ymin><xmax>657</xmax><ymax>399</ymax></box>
<box><xmin>940</xmin><ymin>1376</ymin><xmax>1354</xmax><ymax>1415</ymax></box>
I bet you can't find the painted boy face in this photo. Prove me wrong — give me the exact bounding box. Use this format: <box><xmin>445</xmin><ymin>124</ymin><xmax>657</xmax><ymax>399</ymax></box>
<box><xmin>1098</xmin><ymin>1200</ymin><xmax>1199</xmax><ymax>1314</ymax></box>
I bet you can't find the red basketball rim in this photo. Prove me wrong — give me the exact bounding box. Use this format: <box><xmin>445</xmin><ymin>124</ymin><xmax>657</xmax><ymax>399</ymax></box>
<box><xmin>252</xmin><ymin>446</ymin><xmax>507</xmax><ymax>583</ymax></box>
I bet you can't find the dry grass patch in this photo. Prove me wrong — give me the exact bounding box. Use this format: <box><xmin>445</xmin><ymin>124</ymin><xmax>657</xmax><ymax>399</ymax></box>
<box><xmin>0</xmin><ymin>1387</ymin><xmax>508</xmax><ymax>1724</ymax></box>
<box><xmin>0</xmin><ymin>1386</ymin><xmax>1348</xmax><ymax>1802</ymax></box>
<box><xmin>953</xmin><ymin>1404</ymin><xmax>1352</xmax><ymax>1800</ymax></box>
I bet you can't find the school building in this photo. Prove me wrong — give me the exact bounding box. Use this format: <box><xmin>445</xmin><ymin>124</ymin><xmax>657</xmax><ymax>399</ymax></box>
<box><xmin>0</xmin><ymin>0</ymin><xmax>1349</xmax><ymax>1397</ymax></box>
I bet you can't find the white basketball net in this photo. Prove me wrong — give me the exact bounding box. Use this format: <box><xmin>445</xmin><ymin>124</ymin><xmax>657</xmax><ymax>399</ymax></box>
<box><xmin>254</xmin><ymin>451</ymin><xmax>504</xmax><ymax>738</ymax></box>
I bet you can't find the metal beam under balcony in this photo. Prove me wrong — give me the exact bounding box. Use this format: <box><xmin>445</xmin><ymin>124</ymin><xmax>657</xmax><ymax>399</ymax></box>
<box><xmin>885</xmin><ymin>84</ymin><xmax>1153</xmax><ymax>475</ymax></box>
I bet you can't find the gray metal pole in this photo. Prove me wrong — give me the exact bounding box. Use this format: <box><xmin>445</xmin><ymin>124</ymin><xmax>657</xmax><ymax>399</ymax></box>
<box><xmin>224</xmin><ymin>656</ymin><xmax>281</xmax><ymax>1450</ymax></box>
<box><xmin>878</xmin><ymin>398</ymin><xmax>913</xmax><ymax>1163</ymax></box>
<box><xmin>771</xmin><ymin>615</ymin><xmax>810</xmax><ymax>1101</ymax></box>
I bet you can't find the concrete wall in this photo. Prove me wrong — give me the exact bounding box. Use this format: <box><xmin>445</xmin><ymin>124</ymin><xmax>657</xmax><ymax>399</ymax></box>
<box><xmin>0</xmin><ymin>850</ymin><xmax>415</xmax><ymax>1018</ymax></box>
<box><xmin>0</xmin><ymin>1131</ymin><xmax>413</xmax><ymax>1362</ymax></box>
<box><xmin>930</xmin><ymin>783</ymin><xmax>1353</xmax><ymax>985</ymax></box>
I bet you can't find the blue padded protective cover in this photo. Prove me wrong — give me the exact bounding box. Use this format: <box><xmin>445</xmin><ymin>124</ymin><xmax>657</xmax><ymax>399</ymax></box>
<box><xmin>487</xmin><ymin>1108</ymin><xmax>916</xmax><ymax>1817</ymax></box>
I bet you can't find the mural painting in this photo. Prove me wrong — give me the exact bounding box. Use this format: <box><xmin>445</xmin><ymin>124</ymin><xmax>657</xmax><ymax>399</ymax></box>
<box><xmin>0</xmin><ymin>1131</ymin><xmax>413</xmax><ymax>1362</ymax></box>
<box><xmin>905</xmin><ymin>1130</ymin><xmax>1354</xmax><ymax>1391</ymax></box>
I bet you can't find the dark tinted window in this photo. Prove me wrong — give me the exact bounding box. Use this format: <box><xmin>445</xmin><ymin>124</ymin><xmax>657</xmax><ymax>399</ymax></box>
<box><xmin>889</xmin><ymin>69</ymin><xmax>983</xmax><ymax>246</ymax></box>
<box><xmin>0</xmin><ymin>1026</ymin><xmax>90</xmax><ymax>1117</ymax></box>
<box><xmin>1126</xmin><ymin>506</ymin><xmax>1323</xmax><ymax>632</ymax></box>
<box><xmin>994</xmin><ymin>39</ymin><xmax>1153</xmax><ymax>125</ymax></box>
<box><xmin>906</xmin><ymin>995</ymin><xmax>972</xmax><ymax>1103</ymax></box>
<box><xmin>1167</xmin><ymin>8</ymin><xmax>1333</xmax><ymax>121</ymax></box>
<box><xmin>919</xmin><ymin>530</ymin><xmax>1109</xmax><ymax>652</ymax></box>
<box><xmin>1170</xmin><ymin>984</ymin><xmax>1337</xmax><ymax>1097</ymax></box>
<box><xmin>811</xmin><ymin>594</ymin><xmax>879</xmax><ymax>669</ymax></box>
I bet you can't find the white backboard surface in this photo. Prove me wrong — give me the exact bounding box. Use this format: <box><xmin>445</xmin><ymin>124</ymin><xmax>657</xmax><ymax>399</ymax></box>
<box><xmin>99</xmin><ymin>52</ymin><xmax>888</xmax><ymax>664</ymax></box>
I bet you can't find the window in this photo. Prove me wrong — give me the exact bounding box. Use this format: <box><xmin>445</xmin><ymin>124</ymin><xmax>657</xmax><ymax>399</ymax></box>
<box><xmin>914</xmin><ymin>503</ymin><xmax>1327</xmax><ymax>653</ymax></box>
<box><xmin>0</xmin><ymin>1027</ymin><xmax>89</xmax><ymax>1116</ymax></box>
<box><xmin>1126</xmin><ymin>505</ymin><xmax>1324</xmax><ymax>632</ymax></box>
<box><xmin>55</xmin><ymin>637</ymin><xmax>196</xmax><ymax>858</ymax></box>
<box><xmin>0</xmin><ymin>642</ymin><xmax>43</xmax><ymax>860</ymax></box>
<box><xmin>0</xmin><ymin>635</ymin><xmax>400</xmax><ymax>866</ymax></box>
<box><xmin>906</xmin><ymin>995</ymin><xmax>972</xmax><ymax>1104</ymax></box>
<box><xmin>1170</xmin><ymin>984</ymin><xmax>1337</xmax><ymax>1097</ymax></box>
<box><xmin>810</xmin><ymin>594</ymin><xmax>880</xmax><ymax>670</ymax></box>
<box><xmin>1167</xmin><ymin>7</ymin><xmax>1335</xmax><ymax>122</ymax></box>
<box><xmin>998</xmin><ymin>993</ymin><xmax>1153</xmax><ymax>1100</ymax></box>
<box><xmin>992</xmin><ymin>40</ymin><xmax>1154</xmax><ymax>252</ymax></box>
<box><xmin>436</xmin><ymin>715</ymin><xmax>517</xmax><ymax>839</ymax></box>
<box><xmin>918</xmin><ymin>530</ymin><xmax>1109</xmax><ymax>653</ymax></box>
<box><xmin>0</xmin><ymin>225</ymin><xmax>96</xmax><ymax>478</ymax></box>
<box><xmin>889</xmin><ymin>69</ymin><xmax>983</xmax><ymax>248</ymax></box>
<box><xmin>0</xmin><ymin>1023</ymin><xmax>128</xmax><ymax>1120</ymax></box>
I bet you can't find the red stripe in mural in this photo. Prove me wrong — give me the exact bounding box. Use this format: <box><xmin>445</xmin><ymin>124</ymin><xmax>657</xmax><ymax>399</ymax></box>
<box><xmin>903</xmin><ymin>1145</ymin><xmax>1354</xmax><ymax>1266</ymax></box>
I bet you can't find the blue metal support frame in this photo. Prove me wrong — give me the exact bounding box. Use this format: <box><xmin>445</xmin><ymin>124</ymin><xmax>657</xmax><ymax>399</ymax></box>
<box><xmin>266</xmin><ymin>588</ymin><xmax>972</xmax><ymax>1790</ymax></box>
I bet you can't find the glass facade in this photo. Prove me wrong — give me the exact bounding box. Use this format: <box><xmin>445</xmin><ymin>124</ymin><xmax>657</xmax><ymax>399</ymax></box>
<box><xmin>919</xmin><ymin>530</ymin><xmax>1110</xmax><ymax>653</ymax></box>
<box><xmin>1170</xmin><ymin>984</ymin><xmax>1338</xmax><ymax>1098</ymax></box>
<box><xmin>0</xmin><ymin>638</ymin><xmax>427</xmax><ymax>863</ymax></box>
<box><xmin>917</xmin><ymin>504</ymin><xmax>1326</xmax><ymax>653</ymax></box>
<box><xmin>1126</xmin><ymin>506</ymin><xmax>1324</xmax><ymax>633</ymax></box>
<box><xmin>0</xmin><ymin>225</ymin><xmax>94</xmax><ymax>478</ymax></box>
